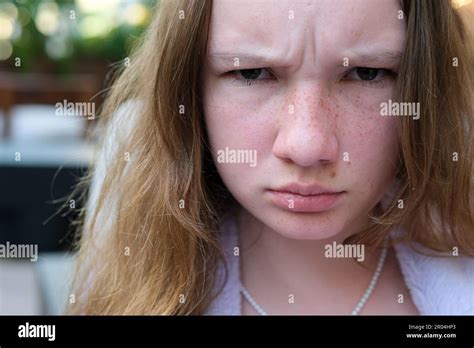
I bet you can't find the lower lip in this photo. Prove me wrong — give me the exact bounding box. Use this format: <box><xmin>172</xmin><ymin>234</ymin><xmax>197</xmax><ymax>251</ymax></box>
<box><xmin>267</xmin><ymin>190</ymin><xmax>344</xmax><ymax>213</ymax></box>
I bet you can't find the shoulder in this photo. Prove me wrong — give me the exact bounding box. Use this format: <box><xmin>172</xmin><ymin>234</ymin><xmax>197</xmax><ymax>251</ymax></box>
<box><xmin>394</xmin><ymin>238</ymin><xmax>474</xmax><ymax>315</ymax></box>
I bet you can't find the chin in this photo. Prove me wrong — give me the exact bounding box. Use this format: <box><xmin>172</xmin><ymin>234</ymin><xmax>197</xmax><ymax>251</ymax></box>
<box><xmin>257</xmin><ymin>206</ymin><xmax>348</xmax><ymax>241</ymax></box>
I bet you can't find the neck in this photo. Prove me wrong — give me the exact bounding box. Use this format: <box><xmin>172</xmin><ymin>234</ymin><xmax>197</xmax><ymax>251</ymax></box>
<box><xmin>238</xmin><ymin>207</ymin><xmax>385</xmax><ymax>314</ymax></box>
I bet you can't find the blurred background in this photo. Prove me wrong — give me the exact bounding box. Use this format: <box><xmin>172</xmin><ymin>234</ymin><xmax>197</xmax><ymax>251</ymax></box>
<box><xmin>0</xmin><ymin>0</ymin><xmax>473</xmax><ymax>315</ymax></box>
<box><xmin>0</xmin><ymin>0</ymin><xmax>153</xmax><ymax>315</ymax></box>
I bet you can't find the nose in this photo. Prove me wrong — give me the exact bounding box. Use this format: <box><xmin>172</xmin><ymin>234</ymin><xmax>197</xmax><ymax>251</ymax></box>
<box><xmin>272</xmin><ymin>83</ymin><xmax>339</xmax><ymax>168</ymax></box>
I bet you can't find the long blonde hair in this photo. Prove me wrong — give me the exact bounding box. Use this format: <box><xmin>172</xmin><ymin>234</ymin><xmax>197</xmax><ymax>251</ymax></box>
<box><xmin>68</xmin><ymin>0</ymin><xmax>473</xmax><ymax>315</ymax></box>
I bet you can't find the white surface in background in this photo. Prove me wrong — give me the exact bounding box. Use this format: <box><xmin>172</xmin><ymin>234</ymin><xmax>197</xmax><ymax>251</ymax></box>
<box><xmin>0</xmin><ymin>253</ymin><xmax>75</xmax><ymax>315</ymax></box>
<box><xmin>35</xmin><ymin>252</ymin><xmax>75</xmax><ymax>315</ymax></box>
<box><xmin>0</xmin><ymin>260</ymin><xmax>42</xmax><ymax>314</ymax></box>
<box><xmin>0</xmin><ymin>104</ymin><xmax>96</xmax><ymax>167</ymax></box>
<box><xmin>0</xmin><ymin>139</ymin><xmax>95</xmax><ymax>167</ymax></box>
<box><xmin>3</xmin><ymin>104</ymin><xmax>86</xmax><ymax>141</ymax></box>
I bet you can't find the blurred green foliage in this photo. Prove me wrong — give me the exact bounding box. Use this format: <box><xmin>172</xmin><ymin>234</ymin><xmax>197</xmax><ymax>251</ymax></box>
<box><xmin>0</xmin><ymin>0</ymin><xmax>155</xmax><ymax>73</ymax></box>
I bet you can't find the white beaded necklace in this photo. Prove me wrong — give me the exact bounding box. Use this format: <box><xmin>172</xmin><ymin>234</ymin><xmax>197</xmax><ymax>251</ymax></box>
<box><xmin>240</xmin><ymin>245</ymin><xmax>388</xmax><ymax>315</ymax></box>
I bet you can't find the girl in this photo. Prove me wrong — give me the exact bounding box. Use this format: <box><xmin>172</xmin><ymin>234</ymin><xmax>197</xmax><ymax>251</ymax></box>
<box><xmin>69</xmin><ymin>0</ymin><xmax>474</xmax><ymax>315</ymax></box>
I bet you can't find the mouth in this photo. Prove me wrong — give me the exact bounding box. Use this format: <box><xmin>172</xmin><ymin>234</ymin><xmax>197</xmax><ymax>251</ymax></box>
<box><xmin>267</xmin><ymin>183</ymin><xmax>345</xmax><ymax>213</ymax></box>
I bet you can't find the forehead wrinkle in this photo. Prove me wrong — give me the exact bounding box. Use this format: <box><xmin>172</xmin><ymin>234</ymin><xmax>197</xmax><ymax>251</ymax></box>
<box><xmin>208</xmin><ymin>0</ymin><xmax>405</xmax><ymax>74</ymax></box>
<box><xmin>207</xmin><ymin>31</ymin><xmax>297</xmax><ymax>68</ymax></box>
<box><xmin>208</xmin><ymin>1</ymin><xmax>303</xmax><ymax>63</ymax></box>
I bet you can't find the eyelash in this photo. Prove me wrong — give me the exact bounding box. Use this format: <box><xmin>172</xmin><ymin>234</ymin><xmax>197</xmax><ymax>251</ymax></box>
<box><xmin>229</xmin><ymin>68</ymin><xmax>274</xmax><ymax>86</ymax></box>
<box><xmin>343</xmin><ymin>67</ymin><xmax>397</xmax><ymax>88</ymax></box>
<box><xmin>228</xmin><ymin>67</ymin><xmax>397</xmax><ymax>87</ymax></box>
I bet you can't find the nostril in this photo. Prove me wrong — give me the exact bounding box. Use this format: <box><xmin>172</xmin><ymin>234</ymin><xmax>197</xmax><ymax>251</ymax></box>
<box><xmin>278</xmin><ymin>156</ymin><xmax>293</xmax><ymax>164</ymax></box>
<box><xmin>316</xmin><ymin>159</ymin><xmax>330</xmax><ymax>166</ymax></box>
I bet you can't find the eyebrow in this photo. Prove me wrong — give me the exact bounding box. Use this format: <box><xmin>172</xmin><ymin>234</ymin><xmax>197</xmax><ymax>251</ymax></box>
<box><xmin>348</xmin><ymin>49</ymin><xmax>403</xmax><ymax>67</ymax></box>
<box><xmin>208</xmin><ymin>48</ymin><xmax>403</xmax><ymax>69</ymax></box>
<box><xmin>208</xmin><ymin>53</ymin><xmax>281</xmax><ymax>68</ymax></box>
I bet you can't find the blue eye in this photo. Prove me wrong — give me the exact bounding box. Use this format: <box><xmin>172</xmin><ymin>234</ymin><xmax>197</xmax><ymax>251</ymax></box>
<box><xmin>230</xmin><ymin>68</ymin><xmax>273</xmax><ymax>86</ymax></box>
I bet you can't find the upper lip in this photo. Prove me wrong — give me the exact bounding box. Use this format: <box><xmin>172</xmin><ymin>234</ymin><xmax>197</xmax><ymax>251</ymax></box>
<box><xmin>270</xmin><ymin>183</ymin><xmax>342</xmax><ymax>196</ymax></box>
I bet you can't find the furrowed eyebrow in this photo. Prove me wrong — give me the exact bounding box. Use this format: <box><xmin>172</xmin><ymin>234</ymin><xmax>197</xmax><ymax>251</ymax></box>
<box><xmin>207</xmin><ymin>49</ymin><xmax>403</xmax><ymax>70</ymax></box>
<box><xmin>208</xmin><ymin>53</ymin><xmax>279</xmax><ymax>68</ymax></box>
<box><xmin>349</xmin><ymin>49</ymin><xmax>403</xmax><ymax>67</ymax></box>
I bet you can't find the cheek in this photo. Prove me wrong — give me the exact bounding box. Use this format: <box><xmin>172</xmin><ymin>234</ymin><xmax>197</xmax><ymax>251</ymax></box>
<box><xmin>203</xmin><ymin>81</ymin><xmax>276</xmax><ymax>159</ymax></box>
<box><xmin>203</xmin><ymin>88</ymin><xmax>270</xmax><ymax>199</ymax></box>
<box><xmin>334</xmin><ymin>90</ymin><xmax>400</xmax><ymax>204</ymax></box>
<box><xmin>337</xmin><ymin>88</ymin><xmax>400</xmax><ymax>167</ymax></box>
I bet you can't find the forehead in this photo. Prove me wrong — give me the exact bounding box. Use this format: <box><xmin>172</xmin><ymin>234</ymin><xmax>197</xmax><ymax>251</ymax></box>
<box><xmin>208</xmin><ymin>0</ymin><xmax>405</xmax><ymax>57</ymax></box>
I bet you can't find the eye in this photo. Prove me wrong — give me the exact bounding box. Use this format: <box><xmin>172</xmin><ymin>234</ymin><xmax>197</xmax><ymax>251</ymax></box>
<box><xmin>229</xmin><ymin>68</ymin><xmax>274</xmax><ymax>86</ymax></box>
<box><xmin>358</xmin><ymin>67</ymin><xmax>380</xmax><ymax>80</ymax></box>
<box><xmin>344</xmin><ymin>67</ymin><xmax>395</xmax><ymax>87</ymax></box>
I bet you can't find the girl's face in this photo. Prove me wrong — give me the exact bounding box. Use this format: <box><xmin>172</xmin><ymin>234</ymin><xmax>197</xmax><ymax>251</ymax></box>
<box><xmin>203</xmin><ymin>0</ymin><xmax>405</xmax><ymax>240</ymax></box>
